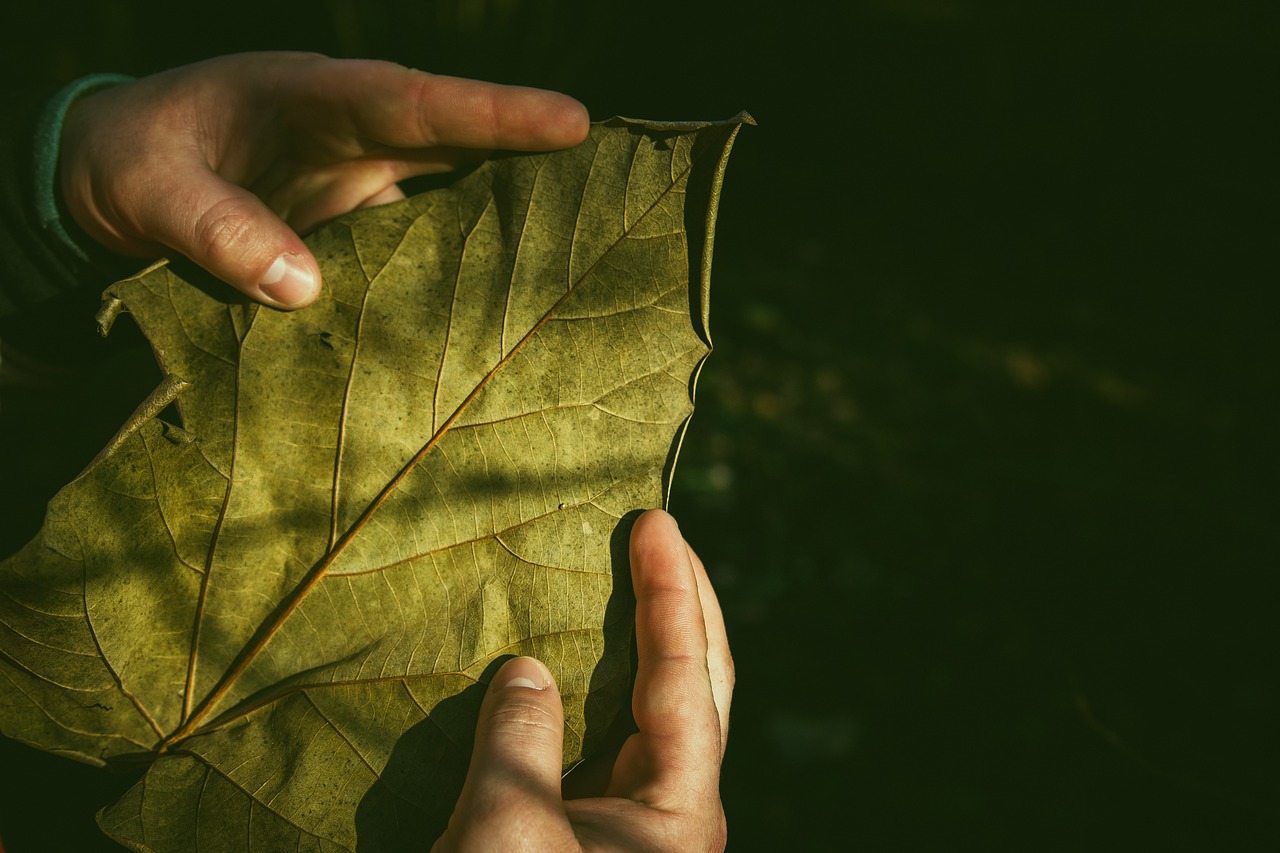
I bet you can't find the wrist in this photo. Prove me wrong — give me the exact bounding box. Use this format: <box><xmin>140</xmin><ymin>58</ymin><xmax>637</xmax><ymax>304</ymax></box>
<box><xmin>33</xmin><ymin>73</ymin><xmax>133</xmax><ymax>263</ymax></box>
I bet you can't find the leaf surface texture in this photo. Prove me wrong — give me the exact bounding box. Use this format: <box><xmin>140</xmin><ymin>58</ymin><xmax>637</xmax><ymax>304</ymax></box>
<box><xmin>0</xmin><ymin>115</ymin><xmax>747</xmax><ymax>851</ymax></box>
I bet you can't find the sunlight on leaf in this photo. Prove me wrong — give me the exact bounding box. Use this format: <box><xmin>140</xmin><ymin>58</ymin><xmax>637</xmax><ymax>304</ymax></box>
<box><xmin>0</xmin><ymin>114</ymin><xmax>749</xmax><ymax>851</ymax></box>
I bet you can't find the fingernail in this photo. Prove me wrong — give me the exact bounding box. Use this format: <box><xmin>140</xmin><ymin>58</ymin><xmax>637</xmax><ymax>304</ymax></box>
<box><xmin>259</xmin><ymin>253</ymin><xmax>317</xmax><ymax>308</ymax></box>
<box><xmin>500</xmin><ymin>656</ymin><xmax>553</xmax><ymax>691</ymax></box>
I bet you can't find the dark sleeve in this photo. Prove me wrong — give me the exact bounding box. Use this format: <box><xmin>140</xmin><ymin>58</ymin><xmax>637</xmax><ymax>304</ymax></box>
<box><xmin>0</xmin><ymin>79</ymin><xmax>138</xmax><ymax>362</ymax></box>
<box><xmin>0</xmin><ymin>85</ymin><xmax>99</xmax><ymax>319</ymax></box>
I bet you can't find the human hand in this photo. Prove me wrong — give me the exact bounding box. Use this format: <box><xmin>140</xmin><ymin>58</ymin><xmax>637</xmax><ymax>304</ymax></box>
<box><xmin>433</xmin><ymin>509</ymin><xmax>733</xmax><ymax>852</ymax></box>
<box><xmin>58</xmin><ymin>52</ymin><xmax>589</xmax><ymax>309</ymax></box>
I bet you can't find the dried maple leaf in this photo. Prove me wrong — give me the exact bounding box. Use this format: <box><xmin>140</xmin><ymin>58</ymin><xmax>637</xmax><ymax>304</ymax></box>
<box><xmin>0</xmin><ymin>115</ymin><xmax>748</xmax><ymax>851</ymax></box>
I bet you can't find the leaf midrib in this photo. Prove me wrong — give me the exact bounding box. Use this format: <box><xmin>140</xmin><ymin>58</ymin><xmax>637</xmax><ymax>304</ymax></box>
<box><xmin>166</xmin><ymin>140</ymin><xmax>698</xmax><ymax>749</ymax></box>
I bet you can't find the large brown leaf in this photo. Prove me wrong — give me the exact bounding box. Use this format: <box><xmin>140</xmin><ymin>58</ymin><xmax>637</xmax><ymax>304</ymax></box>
<box><xmin>0</xmin><ymin>114</ymin><xmax>748</xmax><ymax>851</ymax></box>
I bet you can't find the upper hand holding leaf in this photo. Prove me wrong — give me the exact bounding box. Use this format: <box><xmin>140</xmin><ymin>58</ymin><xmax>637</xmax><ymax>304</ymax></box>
<box><xmin>58</xmin><ymin>51</ymin><xmax>589</xmax><ymax>308</ymax></box>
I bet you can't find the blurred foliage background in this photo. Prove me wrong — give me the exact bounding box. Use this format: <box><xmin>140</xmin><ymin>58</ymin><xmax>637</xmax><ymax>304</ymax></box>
<box><xmin>2</xmin><ymin>0</ymin><xmax>1277</xmax><ymax>849</ymax></box>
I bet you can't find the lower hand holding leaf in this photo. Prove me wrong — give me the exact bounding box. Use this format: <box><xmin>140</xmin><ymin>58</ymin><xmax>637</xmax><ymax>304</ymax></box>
<box><xmin>433</xmin><ymin>510</ymin><xmax>733</xmax><ymax>852</ymax></box>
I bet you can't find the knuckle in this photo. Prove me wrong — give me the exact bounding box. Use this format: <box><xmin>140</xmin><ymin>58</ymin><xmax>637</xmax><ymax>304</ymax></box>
<box><xmin>709</xmin><ymin>805</ymin><xmax>728</xmax><ymax>851</ymax></box>
<box><xmin>445</xmin><ymin>794</ymin><xmax>564</xmax><ymax>853</ymax></box>
<box><xmin>477</xmin><ymin>88</ymin><xmax>502</xmax><ymax>145</ymax></box>
<box><xmin>652</xmin><ymin>803</ymin><xmax>727</xmax><ymax>853</ymax></box>
<box><xmin>408</xmin><ymin>71</ymin><xmax>442</xmax><ymax>147</ymax></box>
<box><xmin>192</xmin><ymin>199</ymin><xmax>255</xmax><ymax>260</ymax></box>
<box><xmin>486</xmin><ymin>696</ymin><xmax>560</xmax><ymax>735</ymax></box>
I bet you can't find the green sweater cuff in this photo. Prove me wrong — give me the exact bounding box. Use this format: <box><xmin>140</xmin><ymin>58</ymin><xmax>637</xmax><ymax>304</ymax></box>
<box><xmin>32</xmin><ymin>73</ymin><xmax>134</xmax><ymax>263</ymax></box>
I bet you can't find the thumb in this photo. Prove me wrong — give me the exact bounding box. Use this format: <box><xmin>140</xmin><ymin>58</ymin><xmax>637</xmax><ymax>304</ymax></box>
<box><xmin>142</xmin><ymin>166</ymin><xmax>321</xmax><ymax>309</ymax></box>
<box><xmin>451</xmin><ymin>657</ymin><xmax>568</xmax><ymax>827</ymax></box>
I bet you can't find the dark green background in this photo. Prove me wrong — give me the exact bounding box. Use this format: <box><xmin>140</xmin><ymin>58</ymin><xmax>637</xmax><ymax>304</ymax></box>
<box><xmin>2</xmin><ymin>1</ymin><xmax>1277</xmax><ymax>849</ymax></box>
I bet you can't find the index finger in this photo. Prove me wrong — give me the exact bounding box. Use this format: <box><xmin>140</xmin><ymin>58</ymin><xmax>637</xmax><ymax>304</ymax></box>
<box><xmin>625</xmin><ymin>510</ymin><xmax>723</xmax><ymax>802</ymax></box>
<box><xmin>293</xmin><ymin>58</ymin><xmax>590</xmax><ymax>152</ymax></box>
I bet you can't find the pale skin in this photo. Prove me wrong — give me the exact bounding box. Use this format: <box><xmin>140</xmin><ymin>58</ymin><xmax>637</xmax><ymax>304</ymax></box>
<box><xmin>57</xmin><ymin>53</ymin><xmax>733</xmax><ymax>850</ymax></box>
<box><xmin>59</xmin><ymin>51</ymin><xmax>590</xmax><ymax>308</ymax></box>
<box><xmin>434</xmin><ymin>509</ymin><xmax>732</xmax><ymax>853</ymax></box>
